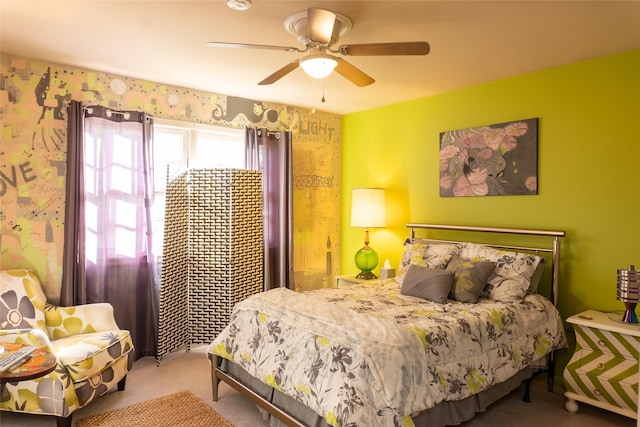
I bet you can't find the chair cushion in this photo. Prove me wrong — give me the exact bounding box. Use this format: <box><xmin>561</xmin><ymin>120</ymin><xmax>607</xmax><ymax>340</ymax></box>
<box><xmin>46</xmin><ymin>302</ymin><xmax>122</xmax><ymax>340</ymax></box>
<box><xmin>51</xmin><ymin>330</ymin><xmax>134</xmax><ymax>382</ymax></box>
<box><xmin>0</xmin><ymin>269</ymin><xmax>48</xmax><ymax>333</ymax></box>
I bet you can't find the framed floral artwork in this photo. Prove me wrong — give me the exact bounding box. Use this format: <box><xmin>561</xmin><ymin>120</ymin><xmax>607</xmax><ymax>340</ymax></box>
<box><xmin>439</xmin><ymin>118</ymin><xmax>538</xmax><ymax>197</ymax></box>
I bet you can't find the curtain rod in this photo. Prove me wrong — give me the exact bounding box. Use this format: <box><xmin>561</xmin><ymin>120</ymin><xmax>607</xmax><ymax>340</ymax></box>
<box><xmin>154</xmin><ymin>118</ymin><xmax>285</xmax><ymax>135</ymax></box>
<box><xmin>154</xmin><ymin>116</ymin><xmax>244</xmax><ymax>132</ymax></box>
<box><xmin>83</xmin><ymin>106</ymin><xmax>129</xmax><ymax>115</ymax></box>
<box><xmin>254</xmin><ymin>128</ymin><xmax>283</xmax><ymax>138</ymax></box>
<box><xmin>83</xmin><ymin>106</ymin><xmax>153</xmax><ymax>122</ymax></box>
<box><xmin>83</xmin><ymin>106</ymin><xmax>130</xmax><ymax>119</ymax></box>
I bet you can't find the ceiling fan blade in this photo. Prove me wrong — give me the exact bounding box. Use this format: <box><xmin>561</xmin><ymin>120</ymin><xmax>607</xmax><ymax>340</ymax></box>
<box><xmin>334</xmin><ymin>58</ymin><xmax>374</xmax><ymax>87</ymax></box>
<box><xmin>258</xmin><ymin>60</ymin><xmax>300</xmax><ymax>85</ymax></box>
<box><xmin>207</xmin><ymin>41</ymin><xmax>303</xmax><ymax>53</ymax></box>
<box><xmin>307</xmin><ymin>7</ymin><xmax>336</xmax><ymax>44</ymax></box>
<box><xmin>337</xmin><ymin>42</ymin><xmax>430</xmax><ymax>56</ymax></box>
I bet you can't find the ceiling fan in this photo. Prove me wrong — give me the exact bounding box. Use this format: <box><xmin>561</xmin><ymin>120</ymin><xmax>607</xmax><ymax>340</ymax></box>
<box><xmin>207</xmin><ymin>7</ymin><xmax>430</xmax><ymax>87</ymax></box>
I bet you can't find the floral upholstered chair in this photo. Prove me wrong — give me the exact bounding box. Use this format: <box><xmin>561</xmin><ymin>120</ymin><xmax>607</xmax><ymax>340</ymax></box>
<box><xmin>0</xmin><ymin>269</ymin><xmax>134</xmax><ymax>427</ymax></box>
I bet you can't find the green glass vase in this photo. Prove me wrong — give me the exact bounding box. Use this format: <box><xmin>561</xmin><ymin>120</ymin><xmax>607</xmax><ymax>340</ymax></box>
<box><xmin>355</xmin><ymin>245</ymin><xmax>378</xmax><ymax>279</ymax></box>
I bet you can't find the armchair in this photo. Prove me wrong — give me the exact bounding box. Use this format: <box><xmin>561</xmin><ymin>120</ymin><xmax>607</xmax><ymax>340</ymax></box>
<box><xmin>0</xmin><ymin>269</ymin><xmax>134</xmax><ymax>427</ymax></box>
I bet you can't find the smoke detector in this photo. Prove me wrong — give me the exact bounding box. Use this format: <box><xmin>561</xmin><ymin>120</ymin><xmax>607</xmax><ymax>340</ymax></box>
<box><xmin>227</xmin><ymin>0</ymin><xmax>251</xmax><ymax>11</ymax></box>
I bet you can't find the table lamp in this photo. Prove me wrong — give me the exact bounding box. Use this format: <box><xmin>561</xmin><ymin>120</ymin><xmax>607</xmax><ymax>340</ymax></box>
<box><xmin>350</xmin><ymin>188</ymin><xmax>386</xmax><ymax>279</ymax></box>
<box><xmin>617</xmin><ymin>264</ymin><xmax>639</xmax><ymax>323</ymax></box>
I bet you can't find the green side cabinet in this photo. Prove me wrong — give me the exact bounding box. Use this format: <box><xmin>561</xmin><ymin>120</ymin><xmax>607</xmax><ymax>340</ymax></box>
<box><xmin>563</xmin><ymin>310</ymin><xmax>640</xmax><ymax>419</ymax></box>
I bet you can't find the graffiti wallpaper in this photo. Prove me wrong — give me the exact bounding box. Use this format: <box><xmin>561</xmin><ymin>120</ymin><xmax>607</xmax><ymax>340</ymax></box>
<box><xmin>0</xmin><ymin>54</ymin><xmax>341</xmax><ymax>301</ymax></box>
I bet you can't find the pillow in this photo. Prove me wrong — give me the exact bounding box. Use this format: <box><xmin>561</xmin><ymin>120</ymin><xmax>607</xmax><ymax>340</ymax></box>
<box><xmin>527</xmin><ymin>258</ymin><xmax>546</xmax><ymax>294</ymax></box>
<box><xmin>446</xmin><ymin>256</ymin><xmax>496</xmax><ymax>303</ymax></box>
<box><xmin>396</xmin><ymin>242</ymin><xmax>460</xmax><ymax>285</ymax></box>
<box><xmin>400</xmin><ymin>264</ymin><xmax>454</xmax><ymax>303</ymax></box>
<box><xmin>460</xmin><ymin>243</ymin><xmax>544</xmax><ymax>302</ymax></box>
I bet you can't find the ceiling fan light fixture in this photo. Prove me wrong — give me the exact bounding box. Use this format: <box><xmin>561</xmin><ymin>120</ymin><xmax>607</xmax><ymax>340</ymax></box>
<box><xmin>226</xmin><ymin>0</ymin><xmax>251</xmax><ymax>11</ymax></box>
<box><xmin>299</xmin><ymin>54</ymin><xmax>338</xmax><ymax>79</ymax></box>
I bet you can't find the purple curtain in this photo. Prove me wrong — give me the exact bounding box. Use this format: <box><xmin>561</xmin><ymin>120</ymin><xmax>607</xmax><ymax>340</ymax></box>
<box><xmin>62</xmin><ymin>101</ymin><xmax>87</xmax><ymax>304</ymax></box>
<box><xmin>62</xmin><ymin>101</ymin><xmax>159</xmax><ymax>359</ymax></box>
<box><xmin>245</xmin><ymin>128</ymin><xmax>294</xmax><ymax>290</ymax></box>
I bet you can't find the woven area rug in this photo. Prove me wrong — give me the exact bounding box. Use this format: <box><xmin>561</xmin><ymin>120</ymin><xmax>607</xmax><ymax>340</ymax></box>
<box><xmin>76</xmin><ymin>390</ymin><xmax>233</xmax><ymax>427</ymax></box>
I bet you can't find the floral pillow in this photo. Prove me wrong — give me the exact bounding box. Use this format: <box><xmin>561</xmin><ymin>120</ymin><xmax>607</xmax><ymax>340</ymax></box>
<box><xmin>445</xmin><ymin>256</ymin><xmax>496</xmax><ymax>303</ymax></box>
<box><xmin>460</xmin><ymin>242</ymin><xmax>543</xmax><ymax>302</ymax></box>
<box><xmin>396</xmin><ymin>241</ymin><xmax>461</xmax><ymax>285</ymax></box>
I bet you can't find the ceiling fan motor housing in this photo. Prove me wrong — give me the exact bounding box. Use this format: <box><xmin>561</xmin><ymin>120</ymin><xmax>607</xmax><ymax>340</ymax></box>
<box><xmin>284</xmin><ymin>10</ymin><xmax>352</xmax><ymax>48</ymax></box>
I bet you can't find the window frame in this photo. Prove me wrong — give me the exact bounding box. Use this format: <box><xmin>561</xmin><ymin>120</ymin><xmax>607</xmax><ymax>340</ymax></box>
<box><xmin>151</xmin><ymin>120</ymin><xmax>245</xmax><ymax>258</ymax></box>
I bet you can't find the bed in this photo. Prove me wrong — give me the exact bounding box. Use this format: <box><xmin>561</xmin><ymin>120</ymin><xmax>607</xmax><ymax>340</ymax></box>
<box><xmin>208</xmin><ymin>224</ymin><xmax>567</xmax><ymax>426</ymax></box>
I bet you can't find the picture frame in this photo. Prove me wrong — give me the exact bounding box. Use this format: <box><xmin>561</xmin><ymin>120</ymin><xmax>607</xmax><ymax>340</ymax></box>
<box><xmin>439</xmin><ymin>118</ymin><xmax>538</xmax><ymax>197</ymax></box>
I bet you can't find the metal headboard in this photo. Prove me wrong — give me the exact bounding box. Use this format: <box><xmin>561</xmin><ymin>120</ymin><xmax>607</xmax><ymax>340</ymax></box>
<box><xmin>406</xmin><ymin>224</ymin><xmax>566</xmax><ymax>306</ymax></box>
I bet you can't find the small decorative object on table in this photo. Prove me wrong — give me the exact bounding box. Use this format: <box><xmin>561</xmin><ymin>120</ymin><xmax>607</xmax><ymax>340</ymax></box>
<box><xmin>0</xmin><ymin>344</ymin><xmax>37</xmax><ymax>374</ymax></box>
<box><xmin>0</xmin><ymin>342</ymin><xmax>57</xmax><ymax>383</ymax></box>
<box><xmin>380</xmin><ymin>259</ymin><xmax>395</xmax><ymax>280</ymax></box>
<box><xmin>617</xmin><ymin>264</ymin><xmax>639</xmax><ymax>323</ymax></box>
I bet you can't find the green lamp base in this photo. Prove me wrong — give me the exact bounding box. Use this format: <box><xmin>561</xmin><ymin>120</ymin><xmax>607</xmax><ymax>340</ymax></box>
<box><xmin>354</xmin><ymin>245</ymin><xmax>379</xmax><ymax>280</ymax></box>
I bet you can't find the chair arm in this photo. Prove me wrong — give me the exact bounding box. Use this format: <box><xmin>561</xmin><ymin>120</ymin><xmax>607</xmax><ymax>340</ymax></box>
<box><xmin>45</xmin><ymin>302</ymin><xmax>122</xmax><ymax>340</ymax></box>
<box><xmin>0</xmin><ymin>328</ymin><xmax>55</xmax><ymax>353</ymax></box>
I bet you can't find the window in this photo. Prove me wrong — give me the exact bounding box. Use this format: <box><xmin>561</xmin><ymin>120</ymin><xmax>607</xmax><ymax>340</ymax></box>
<box><xmin>83</xmin><ymin>117</ymin><xmax>151</xmax><ymax>263</ymax></box>
<box><xmin>152</xmin><ymin>120</ymin><xmax>245</xmax><ymax>257</ymax></box>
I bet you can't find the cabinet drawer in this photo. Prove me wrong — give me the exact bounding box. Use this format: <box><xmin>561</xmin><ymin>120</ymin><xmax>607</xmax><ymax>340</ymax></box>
<box><xmin>574</xmin><ymin>351</ymin><xmax>637</xmax><ymax>384</ymax></box>
<box><xmin>574</xmin><ymin>324</ymin><xmax>640</xmax><ymax>358</ymax></box>
<box><xmin>570</xmin><ymin>368</ymin><xmax>638</xmax><ymax>413</ymax></box>
<box><xmin>565</xmin><ymin>349</ymin><xmax>639</xmax><ymax>413</ymax></box>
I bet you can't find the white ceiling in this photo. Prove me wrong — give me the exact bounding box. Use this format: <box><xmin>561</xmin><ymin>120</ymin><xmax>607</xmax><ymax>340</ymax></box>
<box><xmin>2</xmin><ymin>1</ymin><xmax>639</xmax><ymax>115</ymax></box>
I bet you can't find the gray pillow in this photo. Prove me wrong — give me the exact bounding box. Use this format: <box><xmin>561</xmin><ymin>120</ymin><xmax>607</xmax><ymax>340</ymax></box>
<box><xmin>400</xmin><ymin>264</ymin><xmax>454</xmax><ymax>303</ymax></box>
<box><xmin>446</xmin><ymin>256</ymin><xmax>496</xmax><ymax>303</ymax></box>
<box><xmin>527</xmin><ymin>258</ymin><xmax>546</xmax><ymax>294</ymax></box>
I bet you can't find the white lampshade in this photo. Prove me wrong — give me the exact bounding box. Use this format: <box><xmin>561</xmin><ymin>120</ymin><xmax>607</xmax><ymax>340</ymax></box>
<box><xmin>350</xmin><ymin>188</ymin><xmax>386</xmax><ymax>228</ymax></box>
<box><xmin>299</xmin><ymin>54</ymin><xmax>338</xmax><ymax>79</ymax></box>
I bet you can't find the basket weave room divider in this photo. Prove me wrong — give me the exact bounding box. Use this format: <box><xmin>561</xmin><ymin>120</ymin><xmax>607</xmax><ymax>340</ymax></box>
<box><xmin>157</xmin><ymin>168</ymin><xmax>263</xmax><ymax>363</ymax></box>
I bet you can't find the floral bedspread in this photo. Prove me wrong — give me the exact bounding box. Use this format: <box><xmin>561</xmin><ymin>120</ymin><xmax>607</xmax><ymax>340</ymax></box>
<box><xmin>209</xmin><ymin>280</ymin><xmax>566</xmax><ymax>427</ymax></box>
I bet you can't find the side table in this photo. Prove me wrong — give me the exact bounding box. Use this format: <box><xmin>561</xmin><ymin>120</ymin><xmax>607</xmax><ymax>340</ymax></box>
<box><xmin>563</xmin><ymin>310</ymin><xmax>640</xmax><ymax>419</ymax></box>
<box><xmin>0</xmin><ymin>342</ymin><xmax>57</xmax><ymax>383</ymax></box>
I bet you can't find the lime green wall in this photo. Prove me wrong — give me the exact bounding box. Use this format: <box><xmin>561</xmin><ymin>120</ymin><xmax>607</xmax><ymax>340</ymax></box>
<box><xmin>342</xmin><ymin>49</ymin><xmax>640</xmax><ymax>323</ymax></box>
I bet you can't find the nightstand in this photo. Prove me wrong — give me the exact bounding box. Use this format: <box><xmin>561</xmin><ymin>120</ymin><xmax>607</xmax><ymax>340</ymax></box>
<box><xmin>335</xmin><ymin>274</ymin><xmax>369</xmax><ymax>288</ymax></box>
<box><xmin>563</xmin><ymin>309</ymin><xmax>640</xmax><ymax>419</ymax></box>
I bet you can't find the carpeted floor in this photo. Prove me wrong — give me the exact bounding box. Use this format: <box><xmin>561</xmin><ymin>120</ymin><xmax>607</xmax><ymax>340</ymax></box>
<box><xmin>0</xmin><ymin>345</ymin><xmax>636</xmax><ymax>426</ymax></box>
